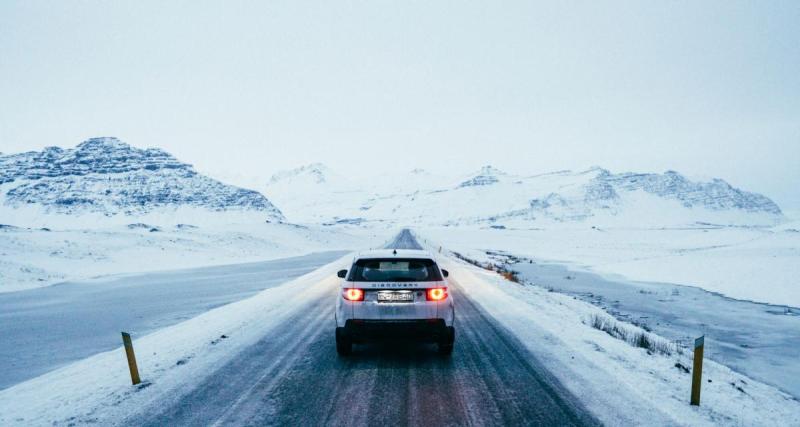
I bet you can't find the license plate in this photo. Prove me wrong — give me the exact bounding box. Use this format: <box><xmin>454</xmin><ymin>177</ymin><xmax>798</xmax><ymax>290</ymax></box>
<box><xmin>377</xmin><ymin>291</ymin><xmax>414</xmax><ymax>302</ymax></box>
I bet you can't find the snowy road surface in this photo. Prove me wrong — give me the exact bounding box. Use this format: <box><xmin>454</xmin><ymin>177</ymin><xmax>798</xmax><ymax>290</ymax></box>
<box><xmin>130</xmin><ymin>230</ymin><xmax>598</xmax><ymax>426</ymax></box>
<box><xmin>0</xmin><ymin>251</ymin><xmax>347</xmax><ymax>389</ymax></box>
<box><xmin>384</xmin><ymin>228</ymin><xmax>424</xmax><ymax>250</ymax></box>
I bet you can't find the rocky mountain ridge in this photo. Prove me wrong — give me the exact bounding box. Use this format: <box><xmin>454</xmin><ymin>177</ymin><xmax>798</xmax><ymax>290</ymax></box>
<box><xmin>0</xmin><ymin>137</ymin><xmax>284</xmax><ymax>221</ymax></box>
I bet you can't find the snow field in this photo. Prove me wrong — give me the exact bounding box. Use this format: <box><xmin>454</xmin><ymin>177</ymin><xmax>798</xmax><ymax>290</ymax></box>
<box><xmin>438</xmin><ymin>255</ymin><xmax>800</xmax><ymax>426</ymax></box>
<box><xmin>419</xmin><ymin>225</ymin><xmax>800</xmax><ymax>307</ymax></box>
<box><xmin>0</xmin><ymin>254</ymin><xmax>351</xmax><ymax>426</ymax></box>
<box><xmin>2</xmin><ymin>227</ymin><xmax>797</xmax><ymax>426</ymax></box>
<box><xmin>0</xmin><ymin>222</ymin><xmax>378</xmax><ymax>293</ymax></box>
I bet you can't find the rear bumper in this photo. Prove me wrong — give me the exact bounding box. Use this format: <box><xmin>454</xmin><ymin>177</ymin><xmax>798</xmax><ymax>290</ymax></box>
<box><xmin>342</xmin><ymin>319</ymin><xmax>449</xmax><ymax>343</ymax></box>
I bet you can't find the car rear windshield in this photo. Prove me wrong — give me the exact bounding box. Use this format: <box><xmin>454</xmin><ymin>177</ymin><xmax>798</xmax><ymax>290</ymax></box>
<box><xmin>348</xmin><ymin>258</ymin><xmax>443</xmax><ymax>282</ymax></box>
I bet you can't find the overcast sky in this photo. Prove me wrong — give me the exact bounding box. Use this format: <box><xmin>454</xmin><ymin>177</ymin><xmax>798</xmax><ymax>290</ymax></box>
<box><xmin>1</xmin><ymin>1</ymin><xmax>798</xmax><ymax>208</ymax></box>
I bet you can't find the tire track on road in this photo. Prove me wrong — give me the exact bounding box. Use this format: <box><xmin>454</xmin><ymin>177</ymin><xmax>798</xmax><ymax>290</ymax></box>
<box><xmin>136</xmin><ymin>282</ymin><xmax>598</xmax><ymax>426</ymax></box>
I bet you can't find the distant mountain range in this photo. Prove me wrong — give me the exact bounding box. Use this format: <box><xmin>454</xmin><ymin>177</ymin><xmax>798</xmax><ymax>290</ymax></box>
<box><xmin>0</xmin><ymin>137</ymin><xmax>284</xmax><ymax>226</ymax></box>
<box><xmin>264</xmin><ymin>163</ymin><xmax>783</xmax><ymax>228</ymax></box>
<box><xmin>0</xmin><ymin>138</ymin><xmax>783</xmax><ymax>229</ymax></box>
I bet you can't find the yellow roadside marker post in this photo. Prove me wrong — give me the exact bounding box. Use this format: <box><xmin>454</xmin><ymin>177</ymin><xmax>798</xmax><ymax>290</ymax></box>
<box><xmin>121</xmin><ymin>332</ymin><xmax>141</xmax><ymax>385</ymax></box>
<box><xmin>690</xmin><ymin>335</ymin><xmax>704</xmax><ymax>406</ymax></box>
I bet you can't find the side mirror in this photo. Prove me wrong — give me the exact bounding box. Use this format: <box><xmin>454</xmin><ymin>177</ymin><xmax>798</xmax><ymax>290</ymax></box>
<box><xmin>337</xmin><ymin>269</ymin><xmax>348</xmax><ymax>279</ymax></box>
<box><xmin>441</xmin><ymin>269</ymin><xmax>449</xmax><ymax>278</ymax></box>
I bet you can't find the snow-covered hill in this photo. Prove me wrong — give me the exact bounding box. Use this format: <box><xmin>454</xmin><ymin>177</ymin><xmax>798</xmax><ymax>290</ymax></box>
<box><xmin>263</xmin><ymin>164</ymin><xmax>783</xmax><ymax>228</ymax></box>
<box><xmin>0</xmin><ymin>137</ymin><xmax>284</xmax><ymax>227</ymax></box>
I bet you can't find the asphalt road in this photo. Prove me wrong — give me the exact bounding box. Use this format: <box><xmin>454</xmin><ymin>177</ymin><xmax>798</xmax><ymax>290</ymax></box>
<box><xmin>0</xmin><ymin>251</ymin><xmax>347</xmax><ymax>389</ymax></box>
<box><xmin>134</xmin><ymin>230</ymin><xmax>598</xmax><ymax>426</ymax></box>
<box><xmin>385</xmin><ymin>228</ymin><xmax>425</xmax><ymax>250</ymax></box>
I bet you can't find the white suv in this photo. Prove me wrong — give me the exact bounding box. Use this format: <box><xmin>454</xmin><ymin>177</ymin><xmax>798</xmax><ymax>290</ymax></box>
<box><xmin>335</xmin><ymin>249</ymin><xmax>455</xmax><ymax>355</ymax></box>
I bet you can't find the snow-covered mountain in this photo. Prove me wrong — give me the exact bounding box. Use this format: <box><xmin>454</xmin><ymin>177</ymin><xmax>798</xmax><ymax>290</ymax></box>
<box><xmin>458</xmin><ymin>165</ymin><xmax>506</xmax><ymax>188</ymax></box>
<box><xmin>267</xmin><ymin>162</ymin><xmax>335</xmax><ymax>186</ymax></box>
<box><xmin>263</xmin><ymin>164</ymin><xmax>783</xmax><ymax>228</ymax></box>
<box><xmin>484</xmin><ymin>167</ymin><xmax>782</xmax><ymax>226</ymax></box>
<box><xmin>263</xmin><ymin>164</ymin><xmax>452</xmax><ymax>225</ymax></box>
<box><xmin>5</xmin><ymin>138</ymin><xmax>778</xmax><ymax>229</ymax></box>
<box><xmin>0</xmin><ymin>137</ymin><xmax>284</xmax><ymax>227</ymax></box>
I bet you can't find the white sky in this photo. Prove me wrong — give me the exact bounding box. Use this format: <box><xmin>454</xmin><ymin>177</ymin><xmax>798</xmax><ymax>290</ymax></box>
<box><xmin>1</xmin><ymin>1</ymin><xmax>798</xmax><ymax>208</ymax></box>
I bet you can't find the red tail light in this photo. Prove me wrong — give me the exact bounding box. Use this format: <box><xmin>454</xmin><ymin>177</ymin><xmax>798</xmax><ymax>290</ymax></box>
<box><xmin>343</xmin><ymin>288</ymin><xmax>364</xmax><ymax>302</ymax></box>
<box><xmin>426</xmin><ymin>287</ymin><xmax>447</xmax><ymax>301</ymax></box>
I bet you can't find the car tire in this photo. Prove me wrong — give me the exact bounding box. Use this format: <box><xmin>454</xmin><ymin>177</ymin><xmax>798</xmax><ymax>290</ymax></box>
<box><xmin>438</xmin><ymin>326</ymin><xmax>455</xmax><ymax>356</ymax></box>
<box><xmin>335</xmin><ymin>327</ymin><xmax>352</xmax><ymax>356</ymax></box>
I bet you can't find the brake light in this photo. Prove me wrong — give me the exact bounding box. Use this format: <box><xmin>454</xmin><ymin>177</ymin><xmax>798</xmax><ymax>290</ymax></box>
<box><xmin>343</xmin><ymin>288</ymin><xmax>364</xmax><ymax>302</ymax></box>
<box><xmin>426</xmin><ymin>287</ymin><xmax>447</xmax><ymax>301</ymax></box>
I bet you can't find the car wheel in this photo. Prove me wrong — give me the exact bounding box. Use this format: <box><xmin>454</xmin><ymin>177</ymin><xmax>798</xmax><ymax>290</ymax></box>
<box><xmin>438</xmin><ymin>326</ymin><xmax>455</xmax><ymax>356</ymax></box>
<box><xmin>335</xmin><ymin>327</ymin><xmax>352</xmax><ymax>356</ymax></box>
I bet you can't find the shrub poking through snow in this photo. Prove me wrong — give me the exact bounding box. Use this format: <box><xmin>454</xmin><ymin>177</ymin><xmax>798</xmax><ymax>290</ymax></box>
<box><xmin>499</xmin><ymin>269</ymin><xmax>521</xmax><ymax>283</ymax></box>
<box><xmin>587</xmin><ymin>313</ymin><xmax>676</xmax><ymax>356</ymax></box>
<box><xmin>452</xmin><ymin>251</ymin><xmax>522</xmax><ymax>283</ymax></box>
